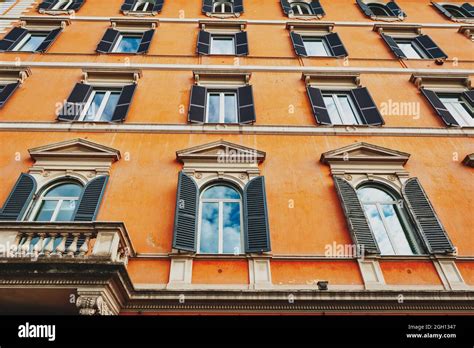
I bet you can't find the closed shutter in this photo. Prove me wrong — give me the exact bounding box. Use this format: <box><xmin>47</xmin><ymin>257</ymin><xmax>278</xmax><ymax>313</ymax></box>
<box><xmin>38</xmin><ymin>0</ymin><xmax>56</xmax><ymax>11</ymax></box>
<box><xmin>74</xmin><ymin>176</ymin><xmax>109</xmax><ymax>221</ymax></box>
<box><xmin>188</xmin><ymin>85</ymin><xmax>206</xmax><ymax>123</ymax></box>
<box><xmin>36</xmin><ymin>28</ymin><xmax>62</xmax><ymax>53</ymax></box>
<box><xmin>137</xmin><ymin>29</ymin><xmax>154</xmax><ymax>54</ymax></box>
<box><xmin>244</xmin><ymin>176</ymin><xmax>271</xmax><ymax>253</ymax></box>
<box><xmin>233</xmin><ymin>0</ymin><xmax>244</xmax><ymax>13</ymax></box>
<box><xmin>324</xmin><ymin>32</ymin><xmax>348</xmax><ymax>57</ymax></box>
<box><xmin>415</xmin><ymin>34</ymin><xmax>447</xmax><ymax>59</ymax></box>
<box><xmin>0</xmin><ymin>81</ymin><xmax>20</xmax><ymax>108</ymax></box>
<box><xmin>310</xmin><ymin>0</ymin><xmax>325</xmax><ymax>16</ymax></box>
<box><xmin>172</xmin><ymin>172</ymin><xmax>198</xmax><ymax>252</ymax></box>
<box><xmin>333</xmin><ymin>176</ymin><xmax>379</xmax><ymax>254</ymax></box>
<box><xmin>280</xmin><ymin>0</ymin><xmax>291</xmax><ymax>15</ymax></box>
<box><xmin>153</xmin><ymin>0</ymin><xmax>164</xmax><ymax>12</ymax></box>
<box><xmin>307</xmin><ymin>86</ymin><xmax>331</xmax><ymax>125</ymax></box>
<box><xmin>196</xmin><ymin>30</ymin><xmax>210</xmax><ymax>55</ymax></box>
<box><xmin>202</xmin><ymin>0</ymin><xmax>213</xmax><ymax>13</ymax></box>
<box><xmin>238</xmin><ymin>85</ymin><xmax>256</xmax><ymax>124</ymax></box>
<box><xmin>432</xmin><ymin>2</ymin><xmax>453</xmax><ymax>19</ymax></box>
<box><xmin>0</xmin><ymin>27</ymin><xmax>28</xmax><ymax>52</ymax></box>
<box><xmin>235</xmin><ymin>31</ymin><xmax>249</xmax><ymax>56</ymax></box>
<box><xmin>386</xmin><ymin>1</ymin><xmax>405</xmax><ymax>17</ymax></box>
<box><xmin>463</xmin><ymin>90</ymin><xmax>474</xmax><ymax>106</ymax></box>
<box><xmin>58</xmin><ymin>83</ymin><xmax>93</xmax><ymax>121</ymax></box>
<box><xmin>70</xmin><ymin>0</ymin><xmax>85</xmax><ymax>11</ymax></box>
<box><xmin>0</xmin><ymin>173</ymin><xmax>36</xmax><ymax>221</ymax></box>
<box><xmin>381</xmin><ymin>33</ymin><xmax>406</xmax><ymax>59</ymax></box>
<box><xmin>290</xmin><ymin>31</ymin><xmax>307</xmax><ymax>57</ymax></box>
<box><xmin>350</xmin><ymin>87</ymin><xmax>384</xmax><ymax>126</ymax></box>
<box><xmin>356</xmin><ymin>0</ymin><xmax>374</xmax><ymax>17</ymax></box>
<box><xmin>96</xmin><ymin>28</ymin><xmax>120</xmax><ymax>53</ymax></box>
<box><xmin>402</xmin><ymin>178</ymin><xmax>455</xmax><ymax>254</ymax></box>
<box><xmin>461</xmin><ymin>3</ymin><xmax>474</xmax><ymax>16</ymax></box>
<box><xmin>121</xmin><ymin>0</ymin><xmax>136</xmax><ymax>12</ymax></box>
<box><xmin>111</xmin><ymin>84</ymin><xmax>137</xmax><ymax>122</ymax></box>
<box><xmin>420</xmin><ymin>88</ymin><xmax>458</xmax><ymax>126</ymax></box>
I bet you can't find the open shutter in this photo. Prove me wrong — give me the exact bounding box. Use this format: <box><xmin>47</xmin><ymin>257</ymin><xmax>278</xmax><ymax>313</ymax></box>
<box><xmin>137</xmin><ymin>29</ymin><xmax>154</xmax><ymax>54</ymax></box>
<box><xmin>74</xmin><ymin>176</ymin><xmax>109</xmax><ymax>221</ymax></box>
<box><xmin>333</xmin><ymin>176</ymin><xmax>379</xmax><ymax>254</ymax></box>
<box><xmin>290</xmin><ymin>31</ymin><xmax>307</xmax><ymax>57</ymax></box>
<box><xmin>38</xmin><ymin>0</ymin><xmax>56</xmax><ymax>11</ymax></box>
<box><xmin>381</xmin><ymin>33</ymin><xmax>406</xmax><ymax>59</ymax></box>
<box><xmin>188</xmin><ymin>85</ymin><xmax>206</xmax><ymax>123</ymax></box>
<box><xmin>172</xmin><ymin>172</ymin><xmax>198</xmax><ymax>252</ymax></box>
<box><xmin>356</xmin><ymin>0</ymin><xmax>374</xmax><ymax>17</ymax></box>
<box><xmin>420</xmin><ymin>88</ymin><xmax>458</xmax><ymax>126</ymax></box>
<box><xmin>0</xmin><ymin>81</ymin><xmax>19</xmax><ymax>108</ymax></box>
<box><xmin>235</xmin><ymin>31</ymin><xmax>249</xmax><ymax>56</ymax></box>
<box><xmin>238</xmin><ymin>85</ymin><xmax>256</xmax><ymax>124</ymax></box>
<box><xmin>310</xmin><ymin>0</ymin><xmax>325</xmax><ymax>16</ymax></box>
<box><xmin>36</xmin><ymin>28</ymin><xmax>62</xmax><ymax>53</ymax></box>
<box><xmin>307</xmin><ymin>87</ymin><xmax>331</xmax><ymax>125</ymax></box>
<box><xmin>70</xmin><ymin>0</ymin><xmax>85</xmax><ymax>11</ymax></box>
<box><xmin>196</xmin><ymin>30</ymin><xmax>210</xmax><ymax>55</ymax></box>
<box><xmin>351</xmin><ymin>87</ymin><xmax>384</xmax><ymax>126</ymax></box>
<box><xmin>58</xmin><ymin>83</ymin><xmax>93</xmax><ymax>121</ymax></box>
<box><xmin>153</xmin><ymin>0</ymin><xmax>164</xmax><ymax>12</ymax></box>
<box><xmin>244</xmin><ymin>177</ymin><xmax>271</xmax><ymax>253</ymax></box>
<box><xmin>96</xmin><ymin>28</ymin><xmax>120</xmax><ymax>53</ymax></box>
<box><xmin>461</xmin><ymin>3</ymin><xmax>474</xmax><ymax>16</ymax></box>
<box><xmin>415</xmin><ymin>35</ymin><xmax>447</xmax><ymax>59</ymax></box>
<box><xmin>0</xmin><ymin>174</ymin><xmax>36</xmax><ymax>221</ymax></box>
<box><xmin>233</xmin><ymin>0</ymin><xmax>244</xmax><ymax>13</ymax></box>
<box><xmin>121</xmin><ymin>0</ymin><xmax>136</xmax><ymax>12</ymax></box>
<box><xmin>111</xmin><ymin>84</ymin><xmax>137</xmax><ymax>122</ymax></box>
<box><xmin>202</xmin><ymin>0</ymin><xmax>213</xmax><ymax>13</ymax></box>
<box><xmin>324</xmin><ymin>32</ymin><xmax>348</xmax><ymax>57</ymax></box>
<box><xmin>386</xmin><ymin>1</ymin><xmax>405</xmax><ymax>17</ymax></box>
<box><xmin>463</xmin><ymin>90</ymin><xmax>474</xmax><ymax>106</ymax></box>
<box><xmin>402</xmin><ymin>178</ymin><xmax>455</xmax><ymax>254</ymax></box>
<box><xmin>432</xmin><ymin>2</ymin><xmax>453</xmax><ymax>19</ymax></box>
<box><xmin>280</xmin><ymin>0</ymin><xmax>291</xmax><ymax>15</ymax></box>
<box><xmin>0</xmin><ymin>27</ymin><xmax>28</xmax><ymax>52</ymax></box>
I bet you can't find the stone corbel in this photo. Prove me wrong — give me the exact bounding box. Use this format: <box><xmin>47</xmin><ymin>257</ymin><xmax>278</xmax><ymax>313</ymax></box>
<box><xmin>76</xmin><ymin>295</ymin><xmax>114</xmax><ymax>316</ymax></box>
<box><xmin>248</xmin><ymin>256</ymin><xmax>273</xmax><ymax>289</ymax></box>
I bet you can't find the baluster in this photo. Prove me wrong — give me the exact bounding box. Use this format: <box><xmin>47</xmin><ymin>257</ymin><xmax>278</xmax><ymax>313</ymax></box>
<box><xmin>54</xmin><ymin>233</ymin><xmax>68</xmax><ymax>257</ymax></box>
<box><xmin>9</xmin><ymin>233</ymin><xmax>21</xmax><ymax>257</ymax></box>
<box><xmin>33</xmin><ymin>233</ymin><xmax>46</xmax><ymax>257</ymax></box>
<box><xmin>43</xmin><ymin>233</ymin><xmax>57</xmax><ymax>257</ymax></box>
<box><xmin>78</xmin><ymin>235</ymin><xmax>90</xmax><ymax>257</ymax></box>
<box><xmin>67</xmin><ymin>233</ymin><xmax>79</xmax><ymax>257</ymax></box>
<box><xmin>21</xmin><ymin>235</ymin><xmax>33</xmax><ymax>256</ymax></box>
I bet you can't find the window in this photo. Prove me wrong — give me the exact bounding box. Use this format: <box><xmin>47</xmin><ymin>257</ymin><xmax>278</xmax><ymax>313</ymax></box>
<box><xmin>52</xmin><ymin>0</ymin><xmax>73</xmax><ymax>10</ymax></box>
<box><xmin>112</xmin><ymin>33</ymin><xmax>143</xmax><ymax>53</ymax></box>
<box><xmin>291</xmin><ymin>1</ymin><xmax>313</xmax><ymax>15</ymax></box>
<box><xmin>357</xmin><ymin>185</ymin><xmax>418</xmax><ymax>255</ymax></box>
<box><xmin>133</xmin><ymin>0</ymin><xmax>155</xmax><ymax>11</ymax></box>
<box><xmin>367</xmin><ymin>3</ymin><xmax>392</xmax><ymax>16</ymax></box>
<box><xmin>442</xmin><ymin>4</ymin><xmax>472</xmax><ymax>18</ymax></box>
<box><xmin>394</xmin><ymin>38</ymin><xmax>427</xmax><ymax>59</ymax></box>
<box><xmin>79</xmin><ymin>88</ymin><xmax>121</xmax><ymax>122</ymax></box>
<box><xmin>34</xmin><ymin>182</ymin><xmax>83</xmax><ymax>222</ymax></box>
<box><xmin>206</xmin><ymin>91</ymin><xmax>238</xmax><ymax>123</ymax></box>
<box><xmin>210</xmin><ymin>35</ymin><xmax>235</xmax><ymax>55</ymax></box>
<box><xmin>302</xmin><ymin>37</ymin><xmax>331</xmax><ymax>57</ymax></box>
<box><xmin>198</xmin><ymin>184</ymin><xmax>243</xmax><ymax>254</ymax></box>
<box><xmin>213</xmin><ymin>0</ymin><xmax>233</xmax><ymax>13</ymax></box>
<box><xmin>438</xmin><ymin>93</ymin><xmax>474</xmax><ymax>127</ymax></box>
<box><xmin>322</xmin><ymin>91</ymin><xmax>363</xmax><ymax>125</ymax></box>
<box><xmin>13</xmin><ymin>32</ymin><xmax>48</xmax><ymax>52</ymax></box>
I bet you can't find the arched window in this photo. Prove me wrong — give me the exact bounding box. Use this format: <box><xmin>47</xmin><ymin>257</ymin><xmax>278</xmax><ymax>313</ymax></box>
<box><xmin>52</xmin><ymin>0</ymin><xmax>73</xmax><ymax>10</ymax></box>
<box><xmin>213</xmin><ymin>0</ymin><xmax>233</xmax><ymax>13</ymax></box>
<box><xmin>367</xmin><ymin>3</ymin><xmax>391</xmax><ymax>16</ymax></box>
<box><xmin>442</xmin><ymin>4</ymin><xmax>471</xmax><ymax>18</ymax></box>
<box><xmin>291</xmin><ymin>2</ymin><xmax>313</xmax><ymax>15</ymax></box>
<box><xmin>198</xmin><ymin>184</ymin><xmax>243</xmax><ymax>254</ymax></box>
<box><xmin>34</xmin><ymin>182</ymin><xmax>83</xmax><ymax>222</ymax></box>
<box><xmin>134</xmin><ymin>0</ymin><xmax>155</xmax><ymax>12</ymax></box>
<box><xmin>357</xmin><ymin>185</ymin><xmax>419</xmax><ymax>255</ymax></box>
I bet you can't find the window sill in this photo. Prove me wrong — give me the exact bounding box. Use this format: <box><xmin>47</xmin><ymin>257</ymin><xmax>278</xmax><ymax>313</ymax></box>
<box><xmin>288</xmin><ymin>14</ymin><xmax>324</xmax><ymax>21</ymax></box>
<box><xmin>369</xmin><ymin>15</ymin><xmax>405</xmax><ymax>22</ymax></box>
<box><xmin>38</xmin><ymin>9</ymin><xmax>75</xmax><ymax>16</ymax></box>
<box><xmin>122</xmin><ymin>11</ymin><xmax>158</xmax><ymax>17</ymax></box>
<box><xmin>205</xmin><ymin>12</ymin><xmax>241</xmax><ymax>19</ymax></box>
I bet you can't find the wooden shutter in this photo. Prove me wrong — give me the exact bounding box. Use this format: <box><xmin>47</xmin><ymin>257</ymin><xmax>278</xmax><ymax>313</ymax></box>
<box><xmin>0</xmin><ymin>27</ymin><xmax>28</xmax><ymax>52</ymax></box>
<box><xmin>74</xmin><ymin>176</ymin><xmax>109</xmax><ymax>221</ymax></box>
<box><xmin>415</xmin><ymin>35</ymin><xmax>447</xmax><ymax>59</ymax></box>
<box><xmin>36</xmin><ymin>28</ymin><xmax>62</xmax><ymax>53</ymax></box>
<box><xmin>196</xmin><ymin>30</ymin><xmax>210</xmax><ymax>55</ymax></box>
<box><xmin>172</xmin><ymin>172</ymin><xmax>198</xmax><ymax>252</ymax></box>
<box><xmin>233</xmin><ymin>0</ymin><xmax>244</xmax><ymax>13</ymax></box>
<box><xmin>121</xmin><ymin>0</ymin><xmax>136</xmax><ymax>12</ymax></box>
<box><xmin>111</xmin><ymin>84</ymin><xmax>137</xmax><ymax>122</ymax></box>
<box><xmin>202</xmin><ymin>0</ymin><xmax>213</xmax><ymax>13</ymax></box>
<box><xmin>244</xmin><ymin>177</ymin><xmax>271</xmax><ymax>253</ymax></box>
<box><xmin>188</xmin><ymin>85</ymin><xmax>206</xmax><ymax>123</ymax></box>
<box><xmin>402</xmin><ymin>178</ymin><xmax>455</xmax><ymax>254</ymax></box>
<box><xmin>238</xmin><ymin>85</ymin><xmax>256</xmax><ymax>124</ymax></box>
<box><xmin>333</xmin><ymin>176</ymin><xmax>379</xmax><ymax>254</ymax></box>
<box><xmin>0</xmin><ymin>81</ymin><xmax>20</xmax><ymax>108</ymax></box>
<box><xmin>432</xmin><ymin>2</ymin><xmax>453</xmax><ymax>18</ymax></box>
<box><xmin>0</xmin><ymin>173</ymin><xmax>36</xmax><ymax>221</ymax></box>
<box><xmin>235</xmin><ymin>31</ymin><xmax>249</xmax><ymax>56</ymax></box>
<box><xmin>324</xmin><ymin>32</ymin><xmax>348</xmax><ymax>57</ymax></box>
<box><xmin>58</xmin><ymin>83</ymin><xmax>93</xmax><ymax>121</ymax></box>
<box><xmin>307</xmin><ymin>86</ymin><xmax>331</xmax><ymax>125</ymax></box>
<box><xmin>153</xmin><ymin>0</ymin><xmax>164</xmax><ymax>12</ymax></box>
<box><xmin>137</xmin><ymin>29</ymin><xmax>154</xmax><ymax>54</ymax></box>
<box><xmin>38</xmin><ymin>0</ymin><xmax>56</xmax><ymax>11</ymax></box>
<box><xmin>96</xmin><ymin>28</ymin><xmax>120</xmax><ymax>53</ymax></box>
<box><xmin>420</xmin><ymin>88</ymin><xmax>458</xmax><ymax>126</ymax></box>
<box><xmin>69</xmin><ymin>0</ymin><xmax>85</xmax><ymax>11</ymax></box>
<box><xmin>280</xmin><ymin>0</ymin><xmax>291</xmax><ymax>15</ymax></box>
<box><xmin>290</xmin><ymin>31</ymin><xmax>307</xmax><ymax>57</ymax></box>
<box><xmin>461</xmin><ymin>3</ymin><xmax>474</xmax><ymax>16</ymax></box>
<box><xmin>463</xmin><ymin>90</ymin><xmax>474</xmax><ymax>106</ymax></box>
<box><xmin>350</xmin><ymin>87</ymin><xmax>384</xmax><ymax>126</ymax></box>
<box><xmin>380</xmin><ymin>33</ymin><xmax>406</xmax><ymax>59</ymax></box>
<box><xmin>356</xmin><ymin>0</ymin><xmax>374</xmax><ymax>17</ymax></box>
<box><xmin>386</xmin><ymin>1</ymin><xmax>405</xmax><ymax>17</ymax></box>
<box><xmin>310</xmin><ymin>0</ymin><xmax>325</xmax><ymax>16</ymax></box>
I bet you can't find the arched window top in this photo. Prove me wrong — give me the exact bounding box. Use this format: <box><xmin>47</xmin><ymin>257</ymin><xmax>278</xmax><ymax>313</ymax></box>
<box><xmin>43</xmin><ymin>182</ymin><xmax>83</xmax><ymax>198</ymax></box>
<box><xmin>134</xmin><ymin>0</ymin><xmax>155</xmax><ymax>11</ymax></box>
<box><xmin>442</xmin><ymin>4</ymin><xmax>470</xmax><ymax>18</ymax></box>
<box><xmin>291</xmin><ymin>1</ymin><xmax>313</xmax><ymax>15</ymax></box>
<box><xmin>202</xmin><ymin>184</ymin><xmax>241</xmax><ymax>200</ymax></box>
<box><xmin>357</xmin><ymin>185</ymin><xmax>398</xmax><ymax>203</ymax></box>
<box><xmin>367</xmin><ymin>3</ymin><xmax>391</xmax><ymax>16</ymax></box>
<box><xmin>213</xmin><ymin>0</ymin><xmax>233</xmax><ymax>13</ymax></box>
<box><xmin>34</xmin><ymin>181</ymin><xmax>83</xmax><ymax>222</ymax></box>
<box><xmin>52</xmin><ymin>0</ymin><xmax>73</xmax><ymax>10</ymax></box>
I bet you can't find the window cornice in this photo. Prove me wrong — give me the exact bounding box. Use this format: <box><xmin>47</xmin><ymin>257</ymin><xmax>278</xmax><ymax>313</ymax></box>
<box><xmin>19</xmin><ymin>16</ymin><xmax>70</xmax><ymax>30</ymax></box>
<box><xmin>193</xmin><ymin>70</ymin><xmax>251</xmax><ymax>86</ymax></box>
<box><xmin>410</xmin><ymin>73</ymin><xmax>471</xmax><ymax>90</ymax></box>
<box><xmin>110</xmin><ymin>17</ymin><xmax>158</xmax><ymax>30</ymax></box>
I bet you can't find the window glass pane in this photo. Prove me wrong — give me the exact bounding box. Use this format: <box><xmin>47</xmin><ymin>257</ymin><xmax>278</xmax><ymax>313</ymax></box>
<box><xmin>368</xmin><ymin>4</ymin><xmax>391</xmax><ymax>16</ymax></box>
<box><xmin>207</xmin><ymin>93</ymin><xmax>220</xmax><ymax>123</ymax></box>
<box><xmin>45</xmin><ymin>183</ymin><xmax>82</xmax><ymax>198</ymax></box>
<box><xmin>292</xmin><ymin>3</ymin><xmax>312</xmax><ymax>15</ymax></box>
<box><xmin>200</xmin><ymin>202</ymin><xmax>219</xmax><ymax>253</ymax></box>
<box><xmin>211</xmin><ymin>37</ymin><xmax>235</xmax><ymax>54</ymax></box>
<box><xmin>380</xmin><ymin>204</ymin><xmax>414</xmax><ymax>255</ymax></box>
<box><xmin>337</xmin><ymin>95</ymin><xmax>360</xmax><ymax>125</ymax></box>
<box><xmin>363</xmin><ymin>204</ymin><xmax>395</xmax><ymax>255</ymax></box>
<box><xmin>116</xmin><ymin>36</ymin><xmax>142</xmax><ymax>53</ymax></box>
<box><xmin>35</xmin><ymin>200</ymin><xmax>57</xmax><ymax>222</ymax></box>
<box><xmin>55</xmin><ymin>200</ymin><xmax>77</xmax><ymax>222</ymax></box>
<box><xmin>203</xmin><ymin>185</ymin><xmax>240</xmax><ymax>199</ymax></box>
<box><xmin>440</xmin><ymin>96</ymin><xmax>474</xmax><ymax>126</ymax></box>
<box><xmin>303</xmin><ymin>39</ymin><xmax>329</xmax><ymax>57</ymax></box>
<box><xmin>397</xmin><ymin>42</ymin><xmax>422</xmax><ymax>59</ymax></box>
<box><xmin>223</xmin><ymin>202</ymin><xmax>241</xmax><ymax>254</ymax></box>
<box><xmin>18</xmin><ymin>34</ymin><xmax>46</xmax><ymax>52</ymax></box>
<box><xmin>85</xmin><ymin>92</ymin><xmax>106</xmax><ymax>120</ymax></box>
<box><xmin>100</xmin><ymin>92</ymin><xmax>120</xmax><ymax>122</ymax></box>
<box><xmin>323</xmin><ymin>96</ymin><xmax>342</xmax><ymax>124</ymax></box>
<box><xmin>357</xmin><ymin>187</ymin><xmax>394</xmax><ymax>203</ymax></box>
<box><xmin>224</xmin><ymin>93</ymin><xmax>237</xmax><ymax>123</ymax></box>
<box><xmin>443</xmin><ymin>5</ymin><xmax>468</xmax><ymax>18</ymax></box>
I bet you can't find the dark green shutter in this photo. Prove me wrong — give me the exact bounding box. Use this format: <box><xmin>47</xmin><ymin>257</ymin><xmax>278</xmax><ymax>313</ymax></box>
<box><xmin>463</xmin><ymin>90</ymin><xmax>474</xmax><ymax>106</ymax></box>
<box><xmin>238</xmin><ymin>85</ymin><xmax>256</xmax><ymax>124</ymax></box>
<box><xmin>333</xmin><ymin>176</ymin><xmax>379</xmax><ymax>254</ymax></box>
<box><xmin>58</xmin><ymin>83</ymin><xmax>93</xmax><ymax>121</ymax></box>
<box><xmin>356</xmin><ymin>0</ymin><xmax>374</xmax><ymax>17</ymax></box>
<box><xmin>38</xmin><ymin>0</ymin><xmax>56</xmax><ymax>11</ymax></box>
<box><xmin>0</xmin><ymin>174</ymin><xmax>36</xmax><ymax>221</ymax></box>
<box><xmin>196</xmin><ymin>30</ymin><xmax>210</xmax><ymax>55</ymax></box>
<box><xmin>234</xmin><ymin>0</ymin><xmax>244</xmax><ymax>13</ymax></box>
<box><xmin>402</xmin><ymin>178</ymin><xmax>455</xmax><ymax>254</ymax></box>
<box><xmin>36</xmin><ymin>28</ymin><xmax>62</xmax><ymax>53</ymax></box>
<box><xmin>0</xmin><ymin>27</ymin><xmax>28</xmax><ymax>52</ymax></box>
<box><xmin>0</xmin><ymin>81</ymin><xmax>20</xmax><ymax>108</ymax></box>
<box><xmin>172</xmin><ymin>172</ymin><xmax>198</xmax><ymax>252</ymax></box>
<box><xmin>74</xmin><ymin>176</ymin><xmax>109</xmax><ymax>221</ymax></box>
<box><xmin>420</xmin><ymin>88</ymin><xmax>458</xmax><ymax>126</ymax></box>
<box><xmin>96</xmin><ymin>28</ymin><xmax>120</xmax><ymax>53</ymax></box>
<box><xmin>202</xmin><ymin>0</ymin><xmax>213</xmax><ymax>13</ymax></box>
<box><xmin>111</xmin><ymin>84</ymin><xmax>137</xmax><ymax>122</ymax></box>
<box><xmin>415</xmin><ymin>35</ymin><xmax>447</xmax><ymax>59</ymax></box>
<box><xmin>70</xmin><ymin>0</ymin><xmax>85</xmax><ymax>11</ymax></box>
<box><xmin>137</xmin><ymin>29</ymin><xmax>154</xmax><ymax>54</ymax></box>
<box><xmin>386</xmin><ymin>1</ymin><xmax>405</xmax><ymax>17</ymax></box>
<box><xmin>235</xmin><ymin>31</ymin><xmax>249</xmax><ymax>56</ymax></box>
<box><xmin>188</xmin><ymin>85</ymin><xmax>206</xmax><ymax>123</ymax></box>
<box><xmin>244</xmin><ymin>177</ymin><xmax>271</xmax><ymax>253</ymax></box>
<box><xmin>461</xmin><ymin>3</ymin><xmax>474</xmax><ymax>16</ymax></box>
<box><xmin>280</xmin><ymin>0</ymin><xmax>291</xmax><ymax>15</ymax></box>
<box><xmin>381</xmin><ymin>33</ymin><xmax>407</xmax><ymax>59</ymax></box>
<box><xmin>350</xmin><ymin>87</ymin><xmax>384</xmax><ymax>126</ymax></box>
<box><xmin>290</xmin><ymin>31</ymin><xmax>307</xmax><ymax>57</ymax></box>
<box><xmin>324</xmin><ymin>32</ymin><xmax>348</xmax><ymax>57</ymax></box>
<box><xmin>121</xmin><ymin>0</ymin><xmax>136</xmax><ymax>12</ymax></box>
<box><xmin>153</xmin><ymin>0</ymin><xmax>164</xmax><ymax>12</ymax></box>
<box><xmin>432</xmin><ymin>2</ymin><xmax>453</xmax><ymax>19</ymax></box>
<box><xmin>307</xmin><ymin>86</ymin><xmax>331</xmax><ymax>125</ymax></box>
<box><xmin>310</xmin><ymin>0</ymin><xmax>325</xmax><ymax>16</ymax></box>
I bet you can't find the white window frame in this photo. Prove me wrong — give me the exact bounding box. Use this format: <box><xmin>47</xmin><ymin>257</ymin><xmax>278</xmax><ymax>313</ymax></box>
<box><xmin>12</xmin><ymin>32</ymin><xmax>48</xmax><ymax>52</ymax></box>
<box><xmin>291</xmin><ymin>2</ymin><xmax>313</xmax><ymax>15</ymax></box>
<box><xmin>322</xmin><ymin>91</ymin><xmax>363</xmax><ymax>125</ymax></box>
<box><xmin>79</xmin><ymin>88</ymin><xmax>121</xmax><ymax>122</ymax></box>
<box><xmin>133</xmin><ymin>0</ymin><xmax>154</xmax><ymax>12</ymax></box>
<box><xmin>439</xmin><ymin>93</ymin><xmax>474</xmax><ymax>127</ymax></box>
<box><xmin>112</xmin><ymin>32</ymin><xmax>143</xmax><ymax>53</ymax></box>
<box><xmin>394</xmin><ymin>38</ymin><xmax>428</xmax><ymax>59</ymax></box>
<box><xmin>213</xmin><ymin>0</ymin><xmax>234</xmax><ymax>13</ymax></box>
<box><xmin>52</xmin><ymin>0</ymin><xmax>73</xmax><ymax>10</ymax></box>
<box><xmin>302</xmin><ymin>36</ymin><xmax>331</xmax><ymax>57</ymax></box>
<box><xmin>210</xmin><ymin>34</ymin><xmax>235</xmax><ymax>55</ymax></box>
<box><xmin>205</xmin><ymin>90</ymin><xmax>238</xmax><ymax>124</ymax></box>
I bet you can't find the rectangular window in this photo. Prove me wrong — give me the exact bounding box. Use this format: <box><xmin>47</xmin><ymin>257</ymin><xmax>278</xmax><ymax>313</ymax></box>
<box><xmin>438</xmin><ymin>93</ymin><xmax>474</xmax><ymax>126</ymax></box>
<box><xmin>394</xmin><ymin>38</ymin><xmax>427</xmax><ymax>59</ymax></box>
<box><xmin>206</xmin><ymin>91</ymin><xmax>238</xmax><ymax>123</ymax></box>
<box><xmin>210</xmin><ymin>35</ymin><xmax>235</xmax><ymax>55</ymax></box>
<box><xmin>112</xmin><ymin>33</ymin><xmax>143</xmax><ymax>53</ymax></box>
<box><xmin>322</xmin><ymin>91</ymin><xmax>363</xmax><ymax>125</ymax></box>
<box><xmin>13</xmin><ymin>32</ymin><xmax>48</xmax><ymax>52</ymax></box>
<box><xmin>302</xmin><ymin>37</ymin><xmax>331</xmax><ymax>57</ymax></box>
<box><xmin>80</xmin><ymin>88</ymin><xmax>121</xmax><ymax>122</ymax></box>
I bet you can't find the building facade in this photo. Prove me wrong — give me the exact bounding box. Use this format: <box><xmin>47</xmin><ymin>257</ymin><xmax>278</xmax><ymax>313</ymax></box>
<box><xmin>0</xmin><ymin>0</ymin><xmax>472</xmax><ymax>315</ymax></box>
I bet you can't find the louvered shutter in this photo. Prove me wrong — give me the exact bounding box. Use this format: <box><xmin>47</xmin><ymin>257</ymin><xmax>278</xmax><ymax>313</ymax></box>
<box><xmin>310</xmin><ymin>0</ymin><xmax>325</xmax><ymax>16</ymax></box>
<box><xmin>121</xmin><ymin>0</ymin><xmax>136</xmax><ymax>12</ymax></box>
<box><xmin>356</xmin><ymin>0</ymin><xmax>374</xmax><ymax>17</ymax></box>
<box><xmin>69</xmin><ymin>0</ymin><xmax>85</xmax><ymax>11</ymax></box>
<box><xmin>0</xmin><ymin>81</ymin><xmax>20</xmax><ymax>108</ymax></box>
<box><xmin>188</xmin><ymin>85</ymin><xmax>206</xmax><ymax>123</ymax></box>
<box><xmin>280</xmin><ymin>0</ymin><xmax>291</xmax><ymax>15</ymax></box>
<box><xmin>244</xmin><ymin>177</ymin><xmax>271</xmax><ymax>253</ymax></box>
<box><xmin>111</xmin><ymin>84</ymin><xmax>137</xmax><ymax>122</ymax></box>
<box><xmin>0</xmin><ymin>174</ymin><xmax>36</xmax><ymax>221</ymax></box>
<box><xmin>137</xmin><ymin>29</ymin><xmax>154</xmax><ymax>54</ymax></box>
<box><xmin>415</xmin><ymin>35</ymin><xmax>447</xmax><ymax>59</ymax></box>
<box><xmin>461</xmin><ymin>3</ymin><xmax>474</xmax><ymax>16</ymax></box>
<box><xmin>381</xmin><ymin>33</ymin><xmax>406</xmax><ymax>59</ymax></box>
<box><xmin>0</xmin><ymin>27</ymin><xmax>28</xmax><ymax>52</ymax></box>
<box><xmin>235</xmin><ymin>31</ymin><xmax>249</xmax><ymax>56</ymax></box>
<box><xmin>73</xmin><ymin>176</ymin><xmax>109</xmax><ymax>221</ymax></box>
<box><xmin>233</xmin><ymin>0</ymin><xmax>244</xmax><ymax>13</ymax></box>
<box><xmin>58</xmin><ymin>83</ymin><xmax>93</xmax><ymax>121</ymax></box>
<box><xmin>202</xmin><ymin>0</ymin><xmax>213</xmax><ymax>13</ymax></box>
<box><xmin>324</xmin><ymin>32</ymin><xmax>348</xmax><ymax>57</ymax></box>
<box><xmin>333</xmin><ymin>176</ymin><xmax>379</xmax><ymax>254</ymax></box>
<box><xmin>153</xmin><ymin>0</ymin><xmax>164</xmax><ymax>12</ymax></box>
<box><xmin>196</xmin><ymin>30</ymin><xmax>210</xmax><ymax>55</ymax></box>
<box><xmin>290</xmin><ymin>31</ymin><xmax>307</xmax><ymax>57</ymax></box>
<box><xmin>307</xmin><ymin>87</ymin><xmax>331</xmax><ymax>125</ymax></box>
<box><xmin>420</xmin><ymin>88</ymin><xmax>458</xmax><ymax>126</ymax></box>
<box><xmin>38</xmin><ymin>0</ymin><xmax>56</xmax><ymax>11</ymax></box>
<box><xmin>432</xmin><ymin>2</ymin><xmax>453</xmax><ymax>18</ymax></box>
<box><xmin>386</xmin><ymin>1</ymin><xmax>405</xmax><ymax>17</ymax></box>
<box><xmin>463</xmin><ymin>90</ymin><xmax>474</xmax><ymax>106</ymax></box>
<box><xmin>238</xmin><ymin>85</ymin><xmax>256</xmax><ymax>124</ymax></box>
<box><xmin>172</xmin><ymin>172</ymin><xmax>198</xmax><ymax>252</ymax></box>
<box><xmin>402</xmin><ymin>178</ymin><xmax>455</xmax><ymax>254</ymax></box>
<box><xmin>36</xmin><ymin>28</ymin><xmax>62</xmax><ymax>53</ymax></box>
<box><xmin>350</xmin><ymin>87</ymin><xmax>384</xmax><ymax>126</ymax></box>
<box><xmin>96</xmin><ymin>29</ymin><xmax>120</xmax><ymax>53</ymax></box>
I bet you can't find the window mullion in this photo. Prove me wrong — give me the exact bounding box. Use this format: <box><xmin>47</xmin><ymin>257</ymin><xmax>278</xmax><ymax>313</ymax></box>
<box><xmin>95</xmin><ymin>91</ymin><xmax>111</xmax><ymax>121</ymax></box>
<box><xmin>333</xmin><ymin>95</ymin><xmax>346</xmax><ymax>124</ymax></box>
<box><xmin>219</xmin><ymin>92</ymin><xmax>225</xmax><ymax>123</ymax></box>
<box><xmin>51</xmin><ymin>199</ymin><xmax>63</xmax><ymax>222</ymax></box>
<box><xmin>377</xmin><ymin>203</ymin><xmax>400</xmax><ymax>254</ymax></box>
<box><xmin>80</xmin><ymin>91</ymin><xmax>96</xmax><ymax>120</ymax></box>
<box><xmin>218</xmin><ymin>201</ymin><xmax>224</xmax><ymax>253</ymax></box>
